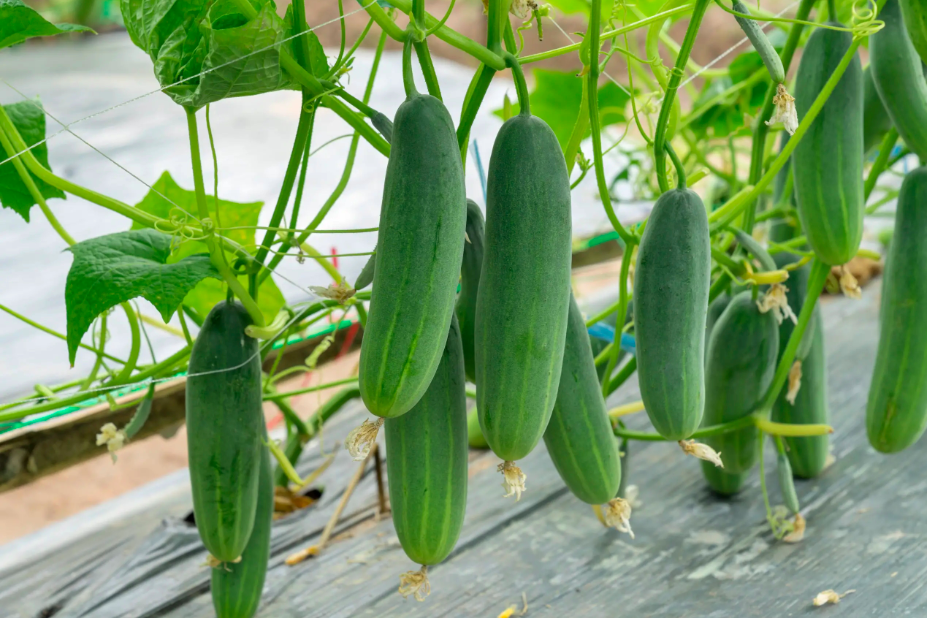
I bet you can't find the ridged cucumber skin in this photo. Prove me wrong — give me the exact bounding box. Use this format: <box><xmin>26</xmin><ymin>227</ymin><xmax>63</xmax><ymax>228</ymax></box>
<box><xmin>385</xmin><ymin>315</ymin><xmax>468</xmax><ymax>565</ymax></box>
<box><xmin>773</xmin><ymin>252</ymin><xmax>817</xmax><ymax>362</ymax></box>
<box><xmin>705</xmin><ymin>293</ymin><xmax>731</xmax><ymax>365</ymax></box>
<box><xmin>186</xmin><ymin>301</ymin><xmax>264</xmax><ymax>562</ymax></box>
<box><xmin>211</xmin><ymin>445</ymin><xmax>273</xmax><ymax>618</ymax></box>
<box><xmin>456</xmin><ymin>199</ymin><xmax>485</xmax><ymax>383</ymax></box>
<box><xmin>792</xmin><ymin>24</ymin><xmax>864</xmax><ymax>267</ymax></box>
<box><xmin>543</xmin><ymin>294</ymin><xmax>622</xmax><ymax>505</ymax></box>
<box><xmin>702</xmin><ymin>293</ymin><xmax>779</xmax><ymax>482</ymax></box>
<box><xmin>359</xmin><ymin>93</ymin><xmax>467</xmax><ymax>419</ymax></box>
<box><xmin>872</xmin><ymin>0</ymin><xmax>927</xmax><ymax>162</ymax></box>
<box><xmin>863</xmin><ymin>65</ymin><xmax>893</xmax><ymax>154</ymax></box>
<box><xmin>773</xmin><ymin>312</ymin><xmax>829</xmax><ymax>478</ymax></box>
<box><xmin>901</xmin><ymin>0</ymin><xmax>927</xmax><ymax>66</ymax></box>
<box><xmin>475</xmin><ymin>114</ymin><xmax>572</xmax><ymax>462</ymax></box>
<box><xmin>866</xmin><ymin>166</ymin><xmax>927</xmax><ymax>453</ymax></box>
<box><xmin>633</xmin><ymin>188</ymin><xmax>711</xmax><ymax>441</ymax></box>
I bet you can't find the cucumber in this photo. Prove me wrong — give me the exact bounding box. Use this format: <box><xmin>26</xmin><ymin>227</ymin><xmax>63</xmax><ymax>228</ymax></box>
<box><xmin>776</xmin><ymin>450</ymin><xmax>800</xmax><ymax>514</ymax></box>
<box><xmin>466</xmin><ymin>408</ymin><xmax>489</xmax><ymax>449</ymax></box>
<box><xmin>732</xmin><ymin>0</ymin><xmax>785</xmax><ymax>83</ymax></box>
<box><xmin>862</xmin><ymin>65</ymin><xmax>893</xmax><ymax>154</ymax></box>
<box><xmin>385</xmin><ymin>315</ymin><xmax>468</xmax><ymax>565</ymax></box>
<box><xmin>871</xmin><ymin>0</ymin><xmax>927</xmax><ymax>162</ymax></box>
<box><xmin>475</xmin><ymin>112</ymin><xmax>572</xmax><ymax>463</ymax></box>
<box><xmin>211</xmin><ymin>444</ymin><xmax>273</xmax><ymax>618</ymax></box>
<box><xmin>186</xmin><ymin>301</ymin><xmax>264</xmax><ymax>562</ymax></box>
<box><xmin>866</xmin><ymin>166</ymin><xmax>927</xmax><ymax>453</ymax></box>
<box><xmin>543</xmin><ymin>293</ymin><xmax>622</xmax><ymax>505</ymax></box>
<box><xmin>900</xmin><ymin>0</ymin><xmax>927</xmax><ymax>68</ymax></box>
<box><xmin>773</xmin><ymin>252</ymin><xmax>817</xmax><ymax>363</ymax></box>
<box><xmin>701</xmin><ymin>292</ymin><xmax>779</xmax><ymax>494</ymax></box>
<box><xmin>456</xmin><ymin>199</ymin><xmax>485</xmax><ymax>383</ymax></box>
<box><xmin>705</xmin><ymin>293</ymin><xmax>731</xmax><ymax>364</ymax></box>
<box><xmin>634</xmin><ymin>187</ymin><xmax>711</xmax><ymax>441</ymax></box>
<box><xmin>359</xmin><ymin>92</ymin><xmax>467</xmax><ymax>419</ymax></box>
<box><xmin>772</xmin><ymin>312</ymin><xmax>829</xmax><ymax>478</ymax></box>
<box><xmin>769</xmin><ymin>132</ymin><xmax>797</xmax><ymax>244</ymax></box>
<box><xmin>354</xmin><ymin>248</ymin><xmax>376</xmax><ymax>290</ymax></box>
<box><xmin>791</xmin><ymin>23</ymin><xmax>864</xmax><ymax>266</ymax></box>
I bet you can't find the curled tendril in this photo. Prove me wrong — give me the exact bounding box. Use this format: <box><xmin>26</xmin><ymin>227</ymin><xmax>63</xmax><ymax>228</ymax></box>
<box><xmin>851</xmin><ymin>0</ymin><xmax>883</xmax><ymax>39</ymax></box>
<box><xmin>154</xmin><ymin>208</ymin><xmax>202</xmax><ymax>252</ymax></box>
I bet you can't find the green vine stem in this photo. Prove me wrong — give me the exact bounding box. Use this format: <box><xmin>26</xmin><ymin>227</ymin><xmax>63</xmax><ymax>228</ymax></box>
<box><xmin>506</xmin><ymin>53</ymin><xmax>531</xmax><ymax>115</ymax></box>
<box><xmin>184</xmin><ymin>108</ymin><xmax>265</xmax><ymax>326</ymax></box>
<box><xmin>614</xmin><ymin>411</ymin><xmax>832</xmax><ymax>442</ymax></box>
<box><xmin>653</xmin><ymin>0</ymin><xmax>711</xmax><ymax>193</ymax></box>
<box><xmin>741</xmin><ymin>0</ymin><xmax>816</xmax><ymax>233</ymax></box>
<box><xmin>601</xmin><ymin>244</ymin><xmax>633</xmax><ymax>393</ymax></box>
<box><xmin>402</xmin><ymin>37</ymin><xmax>418</xmax><ymax>98</ymax></box>
<box><xmin>413</xmin><ymin>39</ymin><xmax>444</xmax><ymax>99</ymax></box>
<box><xmin>80</xmin><ymin>313</ymin><xmax>107</xmax><ymax>391</ymax></box>
<box><xmin>263</xmin><ymin>377</ymin><xmax>360</xmax><ymax>402</ymax></box>
<box><xmin>586</xmin><ymin>0</ymin><xmax>637</xmax><ymax>246</ymax></box>
<box><xmin>864</xmin><ymin>127</ymin><xmax>899</xmax><ymax>200</ymax></box>
<box><xmin>457</xmin><ymin>64</ymin><xmax>497</xmax><ymax>155</ymax></box>
<box><xmin>606</xmin><ymin>356</ymin><xmax>637</xmax><ymax>396</ymax></box>
<box><xmin>486</xmin><ymin>0</ymin><xmax>509</xmax><ymax>54</ymax></box>
<box><xmin>0</xmin><ymin>303</ymin><xmax>126</xmax><ymax>364</ymax></box>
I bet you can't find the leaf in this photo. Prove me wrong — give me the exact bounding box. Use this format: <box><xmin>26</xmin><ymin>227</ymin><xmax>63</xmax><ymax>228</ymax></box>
<box><xmin>493</xmin><ymin>69</ymin><xmax>630</xmax><ymax>148</ymax></box>
<box><xmin>283</xmin><ymin>4</ymin><xmax>330</xmax><ymax>77</ymax></box>
<box><xmin>121</xmin><ymin>0</ymin><xmax>295</xmax><ymax>108</ymax></box>
<box><xmin>0</xmin><ymin>99</ymin><xmax>65</xmax><ymax>221</ymax></box>
<box><xmin>65</xmin><ymin>229</ymin><xmax>220</xmax><ymax>364</ymax></box>
<box><xmin>130</xmin><ymin>171</ymin><xmax>282</xmax><ymax>321</ymax></box>
<box><xmin>0</xmin><ymin>0</ymin><xmax>93</xmax><ymax>49</ymax></box>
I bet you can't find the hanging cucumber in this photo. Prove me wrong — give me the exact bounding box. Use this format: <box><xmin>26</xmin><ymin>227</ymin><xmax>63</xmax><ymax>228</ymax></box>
<box><xmin>769</xmin><ymin>132</ymin><xmax>797</xmax><ymax>244</ymax></box>
<box><xmin>466</xmin><ymin>408</ymin><xmax>489</xmax><ymax>449</ymax></box>
<box><xmin>773</xmin><ymin>252</ymin><xmax>817</xmax><ymax>363</ymax></box>
<box><xmin>456</xmin><ymin>199</ymin><xmax>485</xmax><ymax>383</ymax></box>
<box><xmin>211</xmin><ymin>443</ymin><xmax>273</xmax><ymax>618</ymax></box>
<box><xmin>866</xmin><ymin>166</ymin><xmax>927</xmax><ymax>453</ymax></box>
<box><xmin>475</xmin><ymin>106</ymin><xmax>572</xmax><ymax>477</ymax></box>
<box><xmin>359</xmin><ymin>42</ymin><xmax>467</xmax><ymax>419</ymax></box>
<box><xmin>705</xmin><ymin>293</ymin><xmax>731</xmax><ymax>365</ymax></box>
<box><xmin>777</xmin><ymin>450</ymin><xmax>801</xmax><ymax>515</ymax></box>
<box><xmin>543</xmin><ymin>293</ymin><xmax>622</xmax><ymax>505</ymax></box>
<box><xmin>187</xmin><ymin>301</ymin><xmax>265</xmax><ymax>562</ymax></box>
<box><xmin>634</xmin><ymin>187</ymin><xmax>711</xmax><ymax>440</ymax></box>
<box><xmin>701</xmin><ymin>292</ymin><xmax>779</xmax><ymax>495</ymax></box>
<box><xmin>862</xmin><ymin>65</ymin><xmax>893</xmax><ymax>155</ymax></box>
<box><xmin>732</xmin><ymin>1</ymin><xmax>785</xmax><ymax>83</ymax></box>
<box><xmin>354</xmin><ymin>248</ymin><xmax>376</xmax><ymax>290</ymax></box>
<box><xmin>385</xmin><ymin>315</ymin><xmax>468</xmax><ymax>582</ymax></box>
<box><xmin>791</xmin><ymin>23</ymin><xmax>864</xmax><ymax>266</ymax></box>
<box><xmin>871</xmin><ymin>0</ymin><xmax>927</xmax><ymax>162</ymax></box>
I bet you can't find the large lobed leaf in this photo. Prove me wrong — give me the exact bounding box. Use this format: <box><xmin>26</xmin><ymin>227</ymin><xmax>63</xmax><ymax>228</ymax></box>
<box><xmin>0</xmin><ymin>0</ymin><xmax>93</xmax><ymax>50</ymax></box>
<box><xmin>120</xmin><ymin>0</ymin><xmax>328</xmax><ymax>108</ymax></box>
<box><xmin>0</xmin><ymin>99</ymin><xmax>65</xmax><ymax>221</ymax></box>
<box><xmin>64</xmin><ymin>228</ymin><xmax>220</xmax><ymax>364</ymax></box>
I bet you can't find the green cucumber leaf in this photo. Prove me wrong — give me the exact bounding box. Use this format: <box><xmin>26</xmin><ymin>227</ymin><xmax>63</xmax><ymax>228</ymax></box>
<box><xmin>0</xmin><ymin>0</ymin><xmax>94</xmax><ymax>50</ymax></box>
<box><xmin>283</xmin><ymin>4</ymin><xmax>330</xmax><ymax>78</ymax></box>
<box><xmin>121</xmin><ymin>0</ymin><xmax>296</xmax><ymax>108</ymax></box>
<box><xmin>0</xmin><ymin>99</ymin><xmax>66</xmax><ymax>221</ymax></box>
<box><xmin>129</xmin><ymin>171</ymin><xmax>283</xmax><ymax>321</ymax></box>
<box><xmin>493</xmin><ymin>69</ymin><xmax>631</xmax><ymax>149</ymax></box>
<box><xmin>65</xmin><ymin>228</ymin><xmax>220</xmax><ymax>364</ymax></box>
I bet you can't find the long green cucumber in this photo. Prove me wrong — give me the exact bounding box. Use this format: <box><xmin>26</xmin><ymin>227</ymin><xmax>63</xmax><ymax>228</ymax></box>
<box><xmin>871</xmin><ymin>0</ymin><xmax>927</xmax><ymax>162</ymax></box>
<box><xmin>769</xmin><ymin>132</ymin><xmax>798</xmax><ymax>244</ymax></box>
<box><xmin>900</xmin><ymin>0</ymin><xmax>927</xmax><ymax>74</ymax></box>
<box><xmin>701</xmin><ymin>292</ymin><xmax>779</xmax><ymax>494</ymax></box>
<box><xmin>866</xmin><ymin>166</ymin><xmax>927</xmax><ymax>453</ymax></box>
<box><xmin>863</xmin><ymin>65</ymin><xmax>893</xmax><ymax>155</ymax></box>
<box><xmin>773</xmin><ymin>252</ymin><xmax>817</xmax><ymax>362</ymax></box>
<box><xmin>359</xmin><ymin>92</ymin><xmax>467</xmax><ymax>419</ymax></box>
<box><xmin>634</xmin><ymin>187</ymin><xmax>711</xmax><ymax>441</ymax></box>
<box><xmin>456</xmin><ymin>199</ymin><xmax>485</xmax><ymax>383</ymax></box>
<box><xmin>705</xmin><ymin>293</ymin><xmax>731</xmax><ymax>365</ymax></box>
<box><xmin>186</xmin><ymin>301</ymin><xmax>264</xmax><ymax>562</ymax></box>
<box><xmin>791</xmin><ymin>23</ymin><xmax>864</xmax><ymax>266</ymax></box>
<box><xmin>211</xmin><ymin>444</ymin><xmax>273</xmax><ymax>618</ymax></box>
<box><xmin>475</xmin><ymin>111</ymin><xmax>572</xmax><ymax>462</ymax></box>
<box><xmin>386</xmin><ymin>315</ymin><xmax>468</xmax><ymax>565</ymax></box>
<box><xmin>772</xmin><ymin>312</ymin><xmax>829</xmax><ymax>478</ymax></box>
<box><xmin>543</xmin><ymin>293</ymin><xmax>622</xmax><ymax>505</ymax></box>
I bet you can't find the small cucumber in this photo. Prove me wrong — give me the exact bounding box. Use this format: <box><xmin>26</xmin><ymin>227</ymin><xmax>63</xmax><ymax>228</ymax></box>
<box><xmin>385</xmin><ymin>315</ymin><xmax>468</xmax><ymax>565</ymax></box>
<box><xmin>776</xmin><ymin>450</ymin><xmax>800</xmax><ymax>515</ymax></box>
<box><xmin>705</xmin><ymin>293</ymin><xmax>731</xmax><ymax>365</ymax></box>
<box><xmin>211</xmin><ymin>444</ymin><xmax>273</xmax><ymax>618</ymax></box>
<box><xmin>359</xmin><ymin>92</ymin><xmax>467</xmax><ymax>419</ymax></box>
<box><xmin>866</xmin><ymin>166</ymin><xmax>927</xmax><ymax>453</ymax></box>
<box><xmin>475</xmin><ymin>111</ymin><xmax>572</xmax><ymax>462</ymax></box>
<box><xmin>354</xmin><ymin>247</ymin><xmax>376</xmax><ymax>290</ymax></box>
<box><xmin>456</xmin><ymin>199</ymin><xmax>485</xmax><ymax>383</ymax></box>
<box><xmin>792</xmin><ymin>23</ymin><xmax>864</xmax><ymax>266</ymax></box>
<box><xmin>862</xmin><ymin>65</ymin><xmax>893</xmax><ymax>154</ymax></box>
<box><xmin>701</xmin><ymin>292</ymin><xmax>779</xmax><ymax>494</ymax></box>
<box><xmin>634</xmin><ymin>187</ymin><xmax>711</xmax><ymax>441</ymax></box>
<box><xmin>871</xmin><ymin>0</ymin><xmax>927</xmax><ymax>162</ymax></box>
<box><xmin>732</xmin><ymin>1</ymin><xmax>785</xmax><ymax>83</ymax></box>
<box><xmin>773</xmin><ymin>252</ymin><xmax>817</xmax><ymax>362</ymax></box>
<box><xmin>186</xmin><ymin>301</ymin><xmax>264</xmax><ymax>562</ymax></box>
<box><xmin>543</xmin><ymin>293</ymin><xmax>622</xmax><ymax>505</ymax></box>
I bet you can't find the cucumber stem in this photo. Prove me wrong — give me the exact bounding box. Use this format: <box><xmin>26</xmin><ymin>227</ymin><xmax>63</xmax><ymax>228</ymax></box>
<box><xmin>665</xmin><ymin>142</ymin><xmax>687</xmax><ymax>190</ymax></box>
<box><xmin>505</xmin><ymin>53</ymin><xmax>531</xmax><ymax>116</ymax></box>
<box><xmin>402</xmin><ymin>37</ymin><xmax>418</xmax><ymax>98</ymax></box>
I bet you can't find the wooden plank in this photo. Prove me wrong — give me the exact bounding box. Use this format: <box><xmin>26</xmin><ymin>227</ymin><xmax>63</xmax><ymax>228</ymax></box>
<box><xmin>4</xmin><ymin>280</ymin><xmax>923</xmax><ymax>617</ymax></box>
<box><xmin>0</xmin><ymin>324</ymin><xmax>363</xmax><ymax>493</ymax></box>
